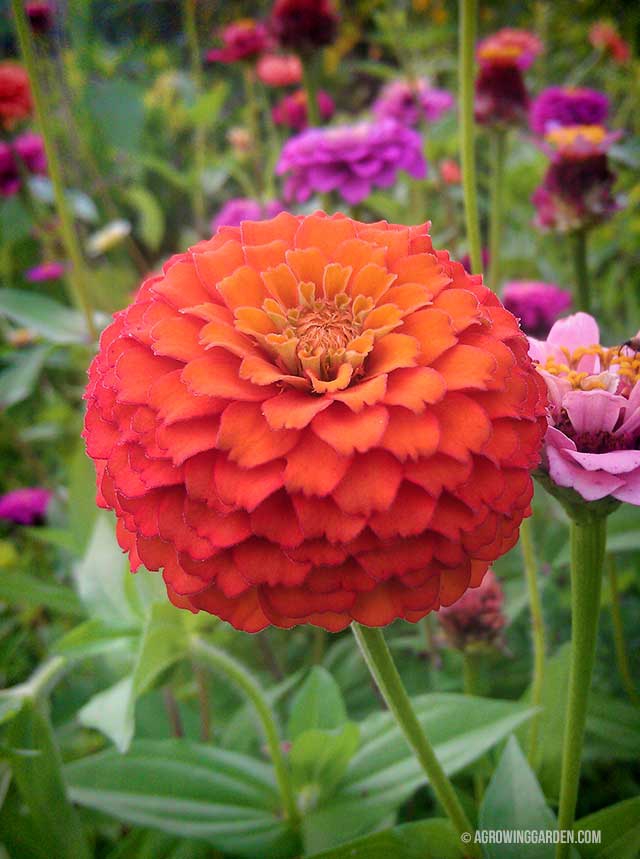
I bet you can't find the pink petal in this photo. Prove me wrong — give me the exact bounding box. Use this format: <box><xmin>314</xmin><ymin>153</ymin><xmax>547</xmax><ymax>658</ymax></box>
<box><xmin>612</xmin><ymin>468</ymin><xmax>640</xmax><ymax>505</ymax></box>
<box><xmin>566</xmin><ymin>448</ymin><xmax>640</xmax><ymax>475</ymax></box>
<box><xmin>547</xmin><ymin>446</ymin><xmax>624</xmax><ymax>501</ymax></box>
<box><xmin>546</xmin><ymin>425</ymin><xmax>577</xmax><ymax>452</ymax></box>
<box><xmin>548</xmin><ymin>312</ymin><xmax>600</xmax><ymax>352</ymax></box>
<box><xmin>563</xmin><ymin>389</ymin><xmax>626</xmax><ymax>435</ymax></box>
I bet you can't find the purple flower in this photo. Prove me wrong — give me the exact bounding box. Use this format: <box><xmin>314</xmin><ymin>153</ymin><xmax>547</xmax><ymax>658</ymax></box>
<box><xmin>529</xmin><ymin>87</ymin><xmax>609</xmax><ymax>136</ymax></box>
<box><xmin>502</xmin><ymin>280</ymin><xmax>572</xmax><ymax>338</ymax></box>
<box><xmin>0</xmin><ymin>487</ymin><xmax>52</xmax><ymax>525</ymax></box>
<box><xmin>13</xmin><ymin>132</ymin><xmax>47</xmax><ymax>174</ymax></box>
<box><xmin>210</xmin><ymin>198</ymin><xmax>284</xmax><ymax>232</ymax></box>
<box><xmin>372</xmin><ymin>78</ymin><xmax>454</xmax><ymax>127</ymax></box>
<box><xmin>276</xmin><ymin>119</ymin><xmax>427</xmax><ymax>205</ymax></box>
<box><xmin>25</xmin><ymin>261</ymin><xmax>66</xmax><ymax>282</ymax></box>
<box><xmin>0</xmin><ymin>141</ymin><xmax>20</xmax><ymax>196</ymax></box>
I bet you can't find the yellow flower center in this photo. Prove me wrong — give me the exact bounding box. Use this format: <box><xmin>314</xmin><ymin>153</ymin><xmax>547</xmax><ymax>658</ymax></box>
<box><xmin>545</xmin><ymin>124</ymin><xmax>606</xmax><ymax>148</ymax></box>
<box><xmin>542</xmin><ymin>344</ymin><xmax>640</xmax><ymax>389</ymax></box>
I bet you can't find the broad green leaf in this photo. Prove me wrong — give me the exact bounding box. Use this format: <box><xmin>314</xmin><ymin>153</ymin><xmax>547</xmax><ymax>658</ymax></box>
<box><xmin>291</xmin><ymin>724</ymin><xmax>360</xmax><ymax>803</ymax></box>
<box><xmin>0</xmin><ymin>288</ymin><xmax>89</xmax><ymax>344</ymax></box>
<box><xmin>479</xmin><ymin>736</ymin><xmax>555</xmax><ymax>858</ymax></box>
<box><xmin>78</xmin><ymin>602</ymin><xmax>188</xmax><ymax>751</ymax></box>
<box><xmin>105</xmin><ymin>829</ymin><xmax>210</xmax><ymax>859</ymax></box>
<box><xmin>575</xmin><ymin>797</ymin><xmax>640</xmax><ymax>859</ymax></box>
<box><xmin>585</xmin><ymin>693</ymin><xmax>640</xmax><ymax>763</ymax></box>
<box><xmin>186</xmin><ymin>82</ymin><xmax>228</xmax><ymax>129</ymax></box>
<box><xmin>303</xmin><ymin>694</ymin><xmax>534</xmax><ymax>851</ymax></box>
<box><xmin>72</xmin><ymin>512</ymin><xmax>135</xmax><ymax>624</ymax></box>
<box><xmin>65</xmin><ymin>740</ymin><xmax>300</xmax><ymax>858</ymax></box>
<box><xmin>0</xmin><ymin>570</ymin><xmax>84</xmax><ymax>617</ymax></box>
<box><xmin>125</xmin><ymin>186</ymin><xmax>165</xmax><ymax>250</ymax></box>
<box><xmin>54</xmin><ymin>618</ymin><xmax>137</xmax><ymax>660</ymax></box>
<box><xmin>23</xmin><ymin>526</ymin><xmax>80</xmax><ymax>553</ymax></box>
<box><xmin>7</xmin><ymin>700</ymin><xmax>91</xmax><ymax>859</ymax></box>
<box><xmin>306</xmin><ymin>819</ymin><xmax>463</xmax><ymax>858</ymax></box>
<box><xmin>288</xmin><ymin>666</ymin><xmax>347</xmax><ymax>739</ymax></box>
<box><xmin>0</xmin><ymin>345</ymin><xmax>49</xmax><ymax>409</ymax></box>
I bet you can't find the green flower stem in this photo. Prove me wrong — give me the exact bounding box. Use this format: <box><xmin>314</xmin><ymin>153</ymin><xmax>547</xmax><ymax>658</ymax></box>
<box><xmin>243</xmin><ymin>65</ymin><xmax>265</xmax><ymax>200</ymax></box>
<box><xmin>183</xmin><ymin>0</ymin><xmax>207</xmax><ymax>233</ymax></box>
<box><xmin>462</xmin><ymin>650</ymin><xmax>485</xmax><ymax>804</ymax></box>
<box><xmin>352</xmin><ymin>623</ymin><xmax>481</xmax><ymax>858</ymax></box>
<box><xmin>11</xmin><ymin>0</ymin><xmax>96</xmax><ymax>341</ymax></box>
<box><xmin>556</xmin><ymin>515</ymin><xmax>607</xmax><ymax>859</ymax></box>
<box><xmin>520</xmin><ymin>516</ymin><xmax>546</xmax><ymax>768</ymax></box>
<box><xmin>301</xmin><ymin>58</ymin><xmax>321</xmax><ymax>128</ymax></box>
<box><xmin>607</xmin><ymin>555</ymin><xmax>639</xmax><ymax>707</ymax></box>
<box><xmin>571</xmin><ymin>228</ymin><xmax>591</xmax><ymax>313</ymax></box>
<box><xmin>191</xmin><ymin>636</ymin><xmax>299</xmax><ymax>828</ymax></box>
<box><xmin>488</xmin><ymin>129</ymin><xmax>507</xmax><ymax>291</ymax></box>
<box><xmin>458</xmin><ymin>0</ymin><xmax>482</xmax><ymax>274</ymax></box>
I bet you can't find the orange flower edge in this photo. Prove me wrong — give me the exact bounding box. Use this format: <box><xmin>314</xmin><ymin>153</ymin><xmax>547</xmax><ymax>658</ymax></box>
<box><xmin>83</xmin><ymin>212</ymin><xmax>548</xmax><ymax>632</ymax></box>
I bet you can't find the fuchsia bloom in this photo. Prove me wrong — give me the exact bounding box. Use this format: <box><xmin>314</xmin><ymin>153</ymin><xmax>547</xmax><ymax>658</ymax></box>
<box><xmin>530</xmin><ymin>313</ymin><xmax>640</xmax><ymax>505</ymax></box>
<box><xmin>502</xmin><ymin>281</ymin><xmax>572</xmax><ymax>338</ymax></box>
<box><xmin>475</xmin><ymin>28</ymin><xmax>542</xmax><ymax>128</ymax></box>
<box><xmin>438</xmin><ymin>569</ymin><xmax>506</xmax><ymax>651</ymax></box>
<box><xmin>210</xmin><ymin>198</ymin><xmax>284</xmax><ymax>232</ymax></box>
<box><xmin>26</xmin><ymin>1</ymin><xmax>54</xmax><ymax>34</ymax></box>
<box><xmin>532</xmin><ymin>125</ymin><xmax>620</xmax><ymax>233</ymax></box>
<box><xmin>206</xmin><ymin>19</ymin><xmax>270</xmax><ymax>64</ymax></box>
<box><xmin>529</xmin><ymin>87</ymin><xmax>609</xmax><ymax>136</ymax></box>
<box><xmin>272</xmin><ymin>89</ymin><xmax>334</xmax><ymax>130</ymax></box>
<box><xmin>0</xmin><ymin>132</ymin><xmax>46</xmax><ymax>197</ymax></box>
<box><xmin>276</xmin><ymin>119</ymin><xmax>427</xmax><ymax>205</ymax></box>
<box><xmin>0</xmin><ymin>487</ymin><xmax>52</xmax><ymax>525</ymax></box>
<box><xmin>257</xmin><ymin>53</ymin><xmax>302</xmax><ymax>86</ymax></box>
<box><xmin>25</xmin><ymin>260</ymin><xmax>66</xmax><ymax>282</ymax></box>
<box><xmin>372</xmin><ymin>78</ymin><xmax>454</xmax><ymax>127</ymax></box>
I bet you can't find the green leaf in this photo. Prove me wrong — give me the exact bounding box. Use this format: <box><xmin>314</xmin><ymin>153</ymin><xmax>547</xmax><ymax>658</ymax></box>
<box><xmin>0</xmin><ymin>345</ymin><xmax>49</xmax><ymax>409</ymax></box>
<box><xmin>53</xmin><ymin>618</ymin><xmax>137</xmax><ymax>660</ymax></box>
<box><xmin>288</xmin><ymin>666</ymin><xmax>347</xmax><ymax>740</ymax></box>
<box><xmin>186</xmin><ymin>82</ymin><xmax>229</xmax><ymax>129</ymax></box>
<box><xmin>65</xmin><ymin>740</ymin><xmax>300</xmax><ymax>858</ymax></box>
<box><xmin>105</xmin><ymin>829</ymin><xmax>210</xmax><ymax>859</ymax></box>
<box><xmin>291</xmin><ymin>724</ymin><xmax>360</xmax><ymax>802</ymax></box>
<box><xmin>0</xmin><ymin>196</ymin><xmax>31</xmax><ymax>243</ymax></box>
<box><xmin>87</xmin><ymin>80</ymin><xmax>145</xmax><ymax>154</ymax></box>
<box><xmin>479</xmin><ymin>736</ymin><xmax>556</xmax><ymax>858</ymax></box>
<box><xmin>575</xmin><ymin>797</ymin><xmax>640</xmax><ymax>859</ymax></box>
<box><xmin>124</xmin><ymin>186</ymin><xmax>165</xmax><ymax>250</ymax></box>
<box><xmin>7</xmin><ymin>700</ymin><xmax>91</xmax><ymax>859</ymax></box>
<box><xmin>0</xmin><ymin>570</ymin><xmax>84</xmax><ymax>617</ymax></box>
<box><xmin>306</xmin><ymin>819</ymin><xmax>464</xmax><ymax>859</ymax></box>
<box><xmin>67</xmin><ymin>438</ymin><xmax>99</xmax><ymax>554</ymax></box>
<box><xmin>0</xmin><ymin>288</ymin><xmax>89</xmax><ymax>344</ymax></box>
<box><xmin>303</xmin><ymin>694</ymin><xmax>534</xmax><ymax>851</ymax></box>
<box><xmin>78</xmin><ymin>603</ymin><xmax>188</xmax><ymax>751</ymax></box>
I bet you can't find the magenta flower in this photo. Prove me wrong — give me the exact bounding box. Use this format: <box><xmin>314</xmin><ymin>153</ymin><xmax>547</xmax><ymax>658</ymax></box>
<box><xmin>0</xmin><ymin>132</ymin><xmax>46</xmax><ymax>197</ymax></box>
<box><xmin>272</xmin><ymin>88</ymin><xmax>334</xmax><ymax>130</ymax></box>
<box><xmin>13</xmin><ymin>132</ymin><xmax>47</xmax><ymax>174</ymax></box>
<box><xmin>206</xmin><ymin>20</ymin><xmax>270</xmax><ymax>64</ymax></box>
<box><xmin>477</xmin><ymin>28</ymin><xmax>543</xmax><ymax>71</ymax></box>
<box><xmin>502</xmin><ymin>280</ymin><xmax>572</xmax><ymax>338</ymax></box>
<box><xmin>26</xmin><ymin>1</ymin><xmax>54</xmax><ymax>34</ymax></box>
<box><xmin>475</xmin><ymin>28</ymin><xmax>542</xmax><ymax>128</ymax></box>
<box><xmin>372</xmin><ymin>78</ymin><xmax>454</xmax><ymax>127</ymax></box>
<box><xmin>0</xmin><ymin>487</ymin><xmax>52</xmax><ymax>525</ymax></box>
<box><xmin>529</xmin><ymin>87</ymin><xmax>609</xmax><ymax>137</ymax></box>
<box><xmin>25</xmin><ymin>260</ymin><xmax>66</xmax><ymax>282</ymax></box>
<box><xmin>438</xmin><ymin>569</ymin><xmax>506</xmax><ymax>651</ymax></box>
<box><xmin>276</xmin><ymin>119</ymin><xmax>427</xmax><ymax>205</ymax></box>
<box><xmin>210</xmin><ymin>198</ymin><xmax>284</xmax><ymax>232</ymax></box>
<box><xmin>0</xmin><ymin>141</ymin><xmax>20</xmax><ymax>196</ymax></box>
<box><xmin>530</xmin><ymin>313</ymin><xmax>640</xmax><ymax>504</ymax></box>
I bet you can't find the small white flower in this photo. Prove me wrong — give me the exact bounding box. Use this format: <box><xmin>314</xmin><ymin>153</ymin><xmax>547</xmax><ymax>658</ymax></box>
<box><xmin>86</xmin><ymin>220</ymin><xmax>131</xmax><ymax>257</ymax></box>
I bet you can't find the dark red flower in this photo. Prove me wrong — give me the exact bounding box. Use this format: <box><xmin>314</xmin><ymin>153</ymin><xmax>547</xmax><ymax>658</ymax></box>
<box><xmin>270</xmin><ymin>0</ymin><xmax>339</xmax><ymax>53</ymax></box>
<box><xmin>206</xmin><ymin>19</ymin><xmax>270</xmax><ymax>64</ymax></box>
<box><xmin>475</xmin><ymin>62</ymin><xmax>529</xmax><ymax>127</ymax></box>
<box><xmin>83</xmin><ymin>212</ymin><xmax>547</xmax><ymax>633</ymax></box>
<box><xmin>438</xmin><ymin>568</ymin><xmax>506</xmax><ymax>650</ymax></box>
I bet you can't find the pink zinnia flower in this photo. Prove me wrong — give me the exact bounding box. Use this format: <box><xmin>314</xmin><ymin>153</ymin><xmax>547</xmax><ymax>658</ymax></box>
<box><xmin>502</xmin><ymin>281</ymin><xmax>572</xmax><ymax>338</ymax></box>
<box><xmin>530</xmin><ymin>313</ymin><xmax>640</xmax><ymax>505</ymax></box>
<box><xmin>272</xmin><ymin>88</ymin><xmax>334</xmax><ymax>130</ymax></box>
<box><xmin>476</xmin><ymin>28</ymin><xmax>543</xmax><ymax>71</ymax></box>
<box><xmin>438</xmin><ymin>569</ymin><xmax>506</xmax><ymax>651</ymax></box>
<box><xmin>439</xmin><ymin>159</ymin><xmax>461</xmax><ymax>184</ymax></box>
<box><xmin>25</xmin><ymin>260</ymin><xmax>66</xmax><ymax>282</ymax></box>
<box><xmin>206</xmin><ymin>19</ymin><xmax>270</xmax><ymax>64</ymax></box>
<box><xmin>372</xmin><ymin>78</ymin><xmax>454</xmax><ymax>127</ymax></box>
<box><xmin>257</xmin><ymin>53</ymin><xmax>302</xmax><ymax>86</ymax></box>
<box><xmin>0</xmin><ymin>487</ymin><xmax>52</xmax><ymax>525</ymax></box>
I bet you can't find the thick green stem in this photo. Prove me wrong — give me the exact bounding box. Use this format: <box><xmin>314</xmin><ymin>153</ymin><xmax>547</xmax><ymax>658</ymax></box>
<box><xmin>520</xmin><ymin>517</ymin><xmax>546</xmax><ymax>768</ymax></box>
<box><xmin>556</xmin><ymin>516</ymin><xmax>607</xmax><ymax>859</ymax></box>
<box><xmin>352</xmin><ymin>624</ymin><xmax>481</xmax><ymax>858</ymax></box>
<box><xmin>458</xmin><ymin>0</ymin><xmax>482</xmax><ymax>274</ymax></box>
<box><xmin>488</xmin><ymin>130</ymin><xmax>507</xmax><ymax>291</ymax></box>
<box><xmin>11</xmin><ymin>0</ymin><xmax>96</xmax><ymax>340</ymax></box>
<box><xmin>301</xmin><ymin>58</ymin><xmax>321</xmax><ymax>127</ymax></box>
<box><xmin>183</xmin><ymin>0</ymin><xmax>207</xmax><ymax>232</ymax></box>
<box><xmin>191</xmin><ymin>637</ymin><xmax>299</xmax><ymax>827</ymax></box>
<box><xmin>571</xmin><ymin>228</ymin><xmax>591</xmax><ymax>313</ymax></box>
<box><xmin>607</xmin><ymin>555</ymin><xmax>639</xmax><ymax>707</ymax></box>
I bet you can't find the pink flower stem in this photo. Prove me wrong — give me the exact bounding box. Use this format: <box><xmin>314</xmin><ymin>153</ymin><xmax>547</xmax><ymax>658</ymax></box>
<box><xmin>556</xmin><ymin>514</ymin><xmax>607</xmax><ymax>859</ymax></box>
<box><xmin>353</xmin><ymin>623</ymin><xmax>482</xmax><ymax>858</ymax></box>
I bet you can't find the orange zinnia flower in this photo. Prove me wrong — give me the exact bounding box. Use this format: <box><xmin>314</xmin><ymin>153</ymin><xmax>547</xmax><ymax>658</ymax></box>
<box><xmin>83</xmin><ymin>213</ymin><xmax>547</xmax><ymax>632</ymax></box>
